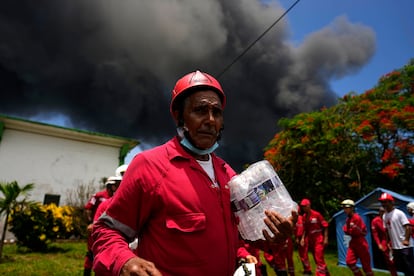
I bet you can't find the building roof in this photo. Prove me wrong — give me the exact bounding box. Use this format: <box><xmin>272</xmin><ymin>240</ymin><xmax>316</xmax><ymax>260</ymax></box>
<box><xmin>0</xmin><ymin>114</ymin><xmax>139</xmax><ymax>150</ymax></box>
<box><xmin>333</xmin><ymin>187</ymin><xmax>414</xmax><ymax>218</ymax></box>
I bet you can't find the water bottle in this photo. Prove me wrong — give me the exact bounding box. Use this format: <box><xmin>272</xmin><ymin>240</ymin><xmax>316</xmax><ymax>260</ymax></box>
<box><xmin>228</xmin><ymin>160</ymin><xmax>297</xmax><ymax>241</ymax></box>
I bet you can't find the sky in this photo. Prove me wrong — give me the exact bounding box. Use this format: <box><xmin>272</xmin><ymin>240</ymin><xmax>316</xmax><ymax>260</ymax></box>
<box><xmin>0</xmin><ymin>0</ymin><xmax>413</xmax><ymax>171</ymax></box>
<box><xmin>278</xmin><ymin>0</ymin><xmax>413</xmax><ymax>95</ymax></box>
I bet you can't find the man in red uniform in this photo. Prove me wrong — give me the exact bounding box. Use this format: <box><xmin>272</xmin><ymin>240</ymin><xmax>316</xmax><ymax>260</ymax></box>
<box><xmin>341</xmin><ymin>199</ymin><xmax>373</xmax><ymax>276</ymax></box>
<box><xmin>379</xmin><ymin>192</ymin><xmax>414</xmax><ymax>275</ymax></box>
<box><xmin>238</xmin><ymin>242</ymin><xmax>266</xmax><ymax>276</ymax></box>
<box><xmin>264</xmin><ymin>236</ymin><xmax>295</xmax><ymax>276</ymax></box>
<box><xmin>295</xmin><ymin>207</ymin><xmax>311</xmax><ymax>275</ymax></box>
<box><xmin>300</xmin><ymin>198</ymin><xmax>330</xmax><ymax>276</ymax></box>
<box><xmin>93</xmin><ymin>176</ymin><xmax>122</xmax><ymax>222</ymax></box>
<box><xmin>371</xmin><ymin>206</ymin><xmax>397</xmax><ymax>276</ymax></box>
<box><xmin>91</xmin><ymin>70</ymin><xmax>297</xmax><ymax>276</ymax></box>
<box><xmin>407</xmin><ymin>202</ymin><xmax>414</xmax><ymax>239</ymax></box>
<box><xmin>83</xmin><ymin>176</ymin><xmax>122</xmax><ymax>276</ymax></box>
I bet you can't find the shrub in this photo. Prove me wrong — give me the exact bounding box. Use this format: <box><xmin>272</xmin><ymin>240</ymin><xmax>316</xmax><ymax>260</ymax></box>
<box><xmin>8</xmin><ymin>202</ymin><xmax>76</xmax><ymax>251</ymax></box>
<box><xmin>65</xmin><ymin>181</ymin><xmax>101</xmax><ymax>239</ymax></box>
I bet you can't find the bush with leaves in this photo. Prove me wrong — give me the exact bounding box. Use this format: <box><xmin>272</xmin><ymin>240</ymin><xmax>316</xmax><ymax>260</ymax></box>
<box><xmin>8</xmin><ymin>202</ymin><xmax>75</xmax><ymax>251</ymax></box>
<box><xmin>264</xmin><ymin>60</ymin><xmax>414</xmax><ymax>217</ymax></box>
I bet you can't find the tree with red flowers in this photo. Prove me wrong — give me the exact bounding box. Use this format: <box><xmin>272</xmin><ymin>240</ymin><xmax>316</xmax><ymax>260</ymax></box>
<box><xmin>264</xmin><ymin>60</ymin><xmax>414</xmax><ymax>217</ymax></box>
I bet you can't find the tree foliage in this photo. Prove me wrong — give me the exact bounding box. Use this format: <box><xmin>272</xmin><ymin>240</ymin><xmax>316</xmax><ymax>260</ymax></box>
<box><xmin>264</xmin><ymin>61</ymin><xmax>414</xmax><ymax>218</ymax></box>
<box><xmin>0</xmin><ymin>181</ymin><xmax>34</xmax><ymax>259</ymax></box>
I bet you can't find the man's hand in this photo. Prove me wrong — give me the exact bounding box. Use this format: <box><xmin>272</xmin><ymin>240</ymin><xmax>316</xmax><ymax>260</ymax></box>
<box><xmin>245</xmin><ymin>255</ymin><xmax>258</xmax><ymax>264</ymax></box>
<box><xmin>121</xmin><ymin>257</ymin><xmax>162</xmax><ymax>276</ymax></box>
<box><xmin>86</xmin><ymin>223</ymin><xmax>94</xmax><ymax>233</ymax></box>
<box><xmin>262</xmin><ymin>209</ymin><xmax>297</xmax><ymax>243</ymax></box>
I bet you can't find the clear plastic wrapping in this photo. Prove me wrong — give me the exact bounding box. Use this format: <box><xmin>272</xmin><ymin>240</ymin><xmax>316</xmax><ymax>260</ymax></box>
<box><xmin>229</xmin><ymin>160</ymin><xmax>297</xmax><ymax>241</ymax></box>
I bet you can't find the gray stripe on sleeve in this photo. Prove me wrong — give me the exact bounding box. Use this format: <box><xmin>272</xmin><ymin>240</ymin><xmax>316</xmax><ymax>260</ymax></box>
<box><xmin>99</xmin><ymin>212</ymin><xmax>137</xmax><ymax>240</ymax></box>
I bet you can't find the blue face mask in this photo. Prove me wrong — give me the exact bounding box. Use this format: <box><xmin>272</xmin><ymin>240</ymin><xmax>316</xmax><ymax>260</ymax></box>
<box><xmin>177</xmin><ymin>127</ymin><xmax>219</xmax><ymax>155</ymax></box>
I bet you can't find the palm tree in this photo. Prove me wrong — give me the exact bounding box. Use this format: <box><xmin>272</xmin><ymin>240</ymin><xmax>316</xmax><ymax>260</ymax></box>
<box><xmin>0</xmin><ymin>181</ymin><xmax>34</xmax><ymax>260</ymax></box>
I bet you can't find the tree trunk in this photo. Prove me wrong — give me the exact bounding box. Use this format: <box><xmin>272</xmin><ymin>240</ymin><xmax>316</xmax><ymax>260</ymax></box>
<box><xmin>0</xmin><ymin>211</ymin><xmax>10</xmax><ymax>260</ymax></box>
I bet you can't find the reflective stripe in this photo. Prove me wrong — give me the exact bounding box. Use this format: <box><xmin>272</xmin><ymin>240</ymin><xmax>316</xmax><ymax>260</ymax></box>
<box><xmin>99</xmin><ymin>212</ymin><xmax>137</xmax><ymax>240</ymax></box>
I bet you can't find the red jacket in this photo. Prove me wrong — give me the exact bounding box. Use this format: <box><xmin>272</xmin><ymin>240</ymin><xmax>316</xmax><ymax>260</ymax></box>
<box><xmin>409</xmin><ymin>218</ymin><xmax>414</xmax><ymax>239</ymax></box>
<box><xmin>371</xmin><ymin>215</ymin><xmax>386</xmax><ymax>246</ymax></box>
<box><xmin>85</xmin><ymin>189</ymin><xmax>110</xmax><ymax>221</ymax></box>
<box><xmin>303</xmin><ymin>209</ymin><xmax>328</xmax><ymax>238</ymax></box>
<box><xmin>295</xmin><ymin>214</ymin><xmax>304</xmax><ymax>238</ymax></box>
<box><xmin>343</xmin><ymin>212</ymin><xmax>367</xmax><ymax>243</ymax></box>
<box><xmin>92</xmin><ymin>137</ymin><xmax>239</xmax><ymax>276</ymax></box>
<box><xmin>93</xmin><ymin>198</ymin><xmax>112</xmax><ymax>222</ymax></box>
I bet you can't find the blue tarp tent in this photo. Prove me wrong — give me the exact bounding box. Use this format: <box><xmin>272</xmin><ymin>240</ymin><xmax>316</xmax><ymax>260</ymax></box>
<box><xmin>333</xmin><ymin>187</ymin><xmax>414</xmax><ymax>270</ymax></box>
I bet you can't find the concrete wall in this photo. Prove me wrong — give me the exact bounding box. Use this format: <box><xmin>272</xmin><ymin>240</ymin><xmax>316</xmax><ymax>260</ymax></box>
<box><xmin>1</xmin><ymin>128</ymin><xmax>120</xmax><ymax>204</ymax></box>
<box><xmin>0</xmin><ymin>116</ymin><xmax>138</xmax><ymax>204</ymax></box>
<box><xmin>0</xmin><ymin>116</ymin><xmax>139</xmax><ymax>241</ymax></box>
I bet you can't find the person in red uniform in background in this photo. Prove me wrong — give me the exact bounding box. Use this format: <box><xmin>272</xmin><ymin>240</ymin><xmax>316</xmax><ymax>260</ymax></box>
<box><xmin>371</xmin><ymin>206</ymin><xmax>397</xmax><ymax>276</ymax></box>
<box><xmin>238</xmin><ymin>242</ymin><xmax>266</xmax><ymax>276</ymax></box>
<box><xmin>407</xmin><ymin>202</ymin><xmax>414</xmax><ymax>239</ymax></box>
<box><xmin>285</xmin><ymin>235</ymin><xmax>295</xmax><ymax>276</ymax></box>
<box><xmin>263</xmin><ymin>236</ymin><xmax>295</xmax><ymax>276</ymax></box>
<box><xmin>341</xmin><ymin>199</ymin><xmax>373</xmax><ymax>276</ymax></box>
<box><xmin>93</xmin><ymin>176</ymin><xmax>122</xmax><ymax>222</ymax></box>
<box><xmin>91</xmin><ymin>70</ymin><xmax>297</xmax><ymax>276</ymax></box>
<box><xmin>83</xmin><ymin>175</ymin><xmax>121</xmax><ymax>276</ymax></box>
<box><xmin>300</xmin><ymin>198</ymin><xmax>330</xmax><ymax>276</ymax></box>
<box><xmin>295</xmin><ymin>206</ymin><xmax>311</xmax><ymax>275</ymax></box>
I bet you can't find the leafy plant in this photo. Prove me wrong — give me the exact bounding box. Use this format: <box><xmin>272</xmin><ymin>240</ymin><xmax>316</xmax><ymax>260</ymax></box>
<box><xmin>8</xmin><ymin>202</ymin><xmax>75</xmax><ymax>252</ymax></box>
<box><xmin>264</xmin><ymin>61</ymin><xmax>414</xmax><ymax>217</ymax></box>
<box><xmin>0</xmin><ymin>181</ymin><xmax>34</xmax><ymax>259</ymax></box>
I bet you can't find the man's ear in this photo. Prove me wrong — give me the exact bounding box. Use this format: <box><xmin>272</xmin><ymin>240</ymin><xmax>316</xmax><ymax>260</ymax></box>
<box><xmin>172</xmin><ymin>110</ymin><xmax>180</xmax><ymax>125</ymax></box>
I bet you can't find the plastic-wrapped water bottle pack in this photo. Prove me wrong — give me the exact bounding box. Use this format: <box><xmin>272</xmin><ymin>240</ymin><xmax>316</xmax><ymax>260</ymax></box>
<box><xmin>229</xmin><ymin>160</ymin><xmax>297</xmax><ymax>241</ymax></box>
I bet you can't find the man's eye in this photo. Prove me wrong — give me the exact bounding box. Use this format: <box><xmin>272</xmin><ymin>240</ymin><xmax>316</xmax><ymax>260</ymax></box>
<box><xmin>193</xmin><ymin>106</ymin><xmax>223</xmax><ymax>116</ymax></box>
<box><xmin>193</xmin><ymin>106</ymin><xmax>208</xmax><ymax>114</ymax></box>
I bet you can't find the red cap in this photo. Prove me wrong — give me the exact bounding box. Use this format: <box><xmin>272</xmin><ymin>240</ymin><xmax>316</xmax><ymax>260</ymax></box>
<box><xmin>378</xmin><ymin>192</ymin><xmax>394</xmax><ymax>202</ymax></box>
<box><xmin>300</xmin><ymin>198</ymin><xmax>311</xmax><ymax>206</ymax></box>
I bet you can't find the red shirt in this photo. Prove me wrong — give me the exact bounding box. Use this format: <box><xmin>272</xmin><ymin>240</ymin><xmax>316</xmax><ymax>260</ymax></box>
<box><xmin>371</xmin><ymin>215</ymin><xmax>386</xmax><ymax>246</ymax></box>
<box><xmin>84</xmin><ymin>189</ymin><xmax>110</xmax><ymax>220</ymax></box>
<box><xmin>92</xmin><ymin>137</ymin><xmax>239</xmax><ymax>276</ymax></box>
<box><xmin>303</xmin><ymin>209</ymin><xmax>328</xmax><ymax>237</ymax></box>
<box><xmin>409</xmin><ymin>218</ymin><xmax>414</xmax><ymax>239</ymax></box>
<box><xmin>343</xmin><ymin>212</ymin><xmax>367</xmax><ymax>242</ymax></box>
<box><xmin>93</xmin><ymin>198</ymin><xmax>112</xmax><ymax>222</ymax></box>
<box><xmin>295</xmin><ymin>214</ymin><xmax>304</xmax><ymax>237</ymax></box>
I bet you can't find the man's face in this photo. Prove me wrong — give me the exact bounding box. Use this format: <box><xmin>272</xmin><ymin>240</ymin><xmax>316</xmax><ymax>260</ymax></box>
<box><xmin>107</xmin><ymin>181</ymin><xmax>121</xmax><ymax>196</ymax></box>
<box><xmin>380</xmin><ymin>200</ymin><xmax>393</xmax><ymax>211</ymax></box>
<box><xmin>300</xmin><ymin>204</ymin><xmax>310</xmax><ymax>213</ymax></box>
<box><xmin>343</xmin><ymin>206</ymin><xmax>352</xmax><ymax>215</ymax></box>
<box><xmin>181</xmin><ymin>90</ymin><xmax>223</xmax><ymax>150</ymax></box>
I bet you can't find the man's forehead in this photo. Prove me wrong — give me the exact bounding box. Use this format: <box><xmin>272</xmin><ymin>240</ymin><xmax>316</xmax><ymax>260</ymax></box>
<box><xmin>190</xmin><ymin>92</ymin><xmax>221</xmax><ymax>106</ymax></box>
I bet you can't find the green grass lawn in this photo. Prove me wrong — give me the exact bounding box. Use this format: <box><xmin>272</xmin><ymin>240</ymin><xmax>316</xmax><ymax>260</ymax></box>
<box><xmin>0</xmin><ymin>240</ymin><xmax>392</xmax><ymax>275</ymax></box>
<box><xmin>0</xmin><ymin>240</ymin><xmax>86</xmax><ymax>276</ymax></box>
<box><xmin>260</xmin><ymin>248</ymin><xmax>391</xmax><ymax>276</ymax></box>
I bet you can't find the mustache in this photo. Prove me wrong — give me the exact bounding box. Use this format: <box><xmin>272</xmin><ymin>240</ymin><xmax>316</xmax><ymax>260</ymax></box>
<box><xmin>182</xmin><ymin>126</ymin><xmax>224</xmax><ymax>137</ymax></box>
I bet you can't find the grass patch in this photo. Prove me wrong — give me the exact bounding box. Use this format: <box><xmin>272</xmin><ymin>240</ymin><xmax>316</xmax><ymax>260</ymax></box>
<box><xmin>261</xmin><ymin>247</ymin><xmax>391</xmax><ymax>276</ymax></box>
<box><xmin>0</xmin><ymin>241</ymin><xmax>392</xmax><ymax>275</ymax></box>
<box><xmin>0</xmin><ymin>240</ymin><xmax>86</xmax><ymax>276</ymax></box>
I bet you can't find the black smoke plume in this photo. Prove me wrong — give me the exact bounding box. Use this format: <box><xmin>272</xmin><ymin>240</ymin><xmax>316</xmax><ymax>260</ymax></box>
<box><xmin>0</xmin><ymin>0</ymin><xmax>375</xmax><ymax>171</ymax></box>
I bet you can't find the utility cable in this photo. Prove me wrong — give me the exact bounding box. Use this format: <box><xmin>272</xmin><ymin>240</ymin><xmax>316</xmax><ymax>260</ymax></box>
<box><xmin>216</xmin><ymin>0</ymin><xmax>301</xmax><ymax>79</ymax></box>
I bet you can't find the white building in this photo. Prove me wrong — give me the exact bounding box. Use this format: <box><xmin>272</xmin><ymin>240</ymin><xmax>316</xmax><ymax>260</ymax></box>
<box><xmin>0</xmin><ymin>114</ymin><xmax>139</xmax><ymax>205</ymax></box>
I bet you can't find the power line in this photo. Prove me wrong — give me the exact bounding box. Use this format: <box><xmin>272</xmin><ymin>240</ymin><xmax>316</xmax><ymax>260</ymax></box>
<box><xmin>216</xmin><ymin>0</ymin><xmax>301</xmax><ymax>79</ymax></box>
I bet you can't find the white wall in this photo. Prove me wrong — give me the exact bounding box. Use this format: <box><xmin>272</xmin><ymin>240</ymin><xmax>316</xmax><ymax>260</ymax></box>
<box><xmin>0</xmin><ymin>129</ymin><xmax>119</xmax><ymax>205</ymax></box>
<box><xmin>0</xmin><ymin>116</ymin><xmax>139</xmax><ymax>242</ymax></box>
<box><xmin>0</xmin><ymin>128</ymin><xmax>120</xmax><ymax>205</ymax></box>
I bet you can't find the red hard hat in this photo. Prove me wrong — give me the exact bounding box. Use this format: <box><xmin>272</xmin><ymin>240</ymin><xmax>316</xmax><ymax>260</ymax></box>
<box><xmin>170</xmin><ymin>70</ymin><xmax>226</xmax><ymax>114</ymax></box>
<box><xmin>300</xmin><ymin>198</ymin><xmax>311</xmax><ymax>206</ymax></box>
<box><xmin>378</xmin><ymin>192</ymin><xmax>394</xmax><ymax>201</ymax></box>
